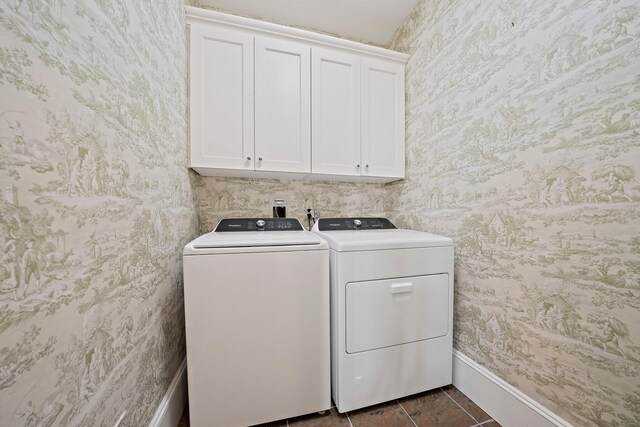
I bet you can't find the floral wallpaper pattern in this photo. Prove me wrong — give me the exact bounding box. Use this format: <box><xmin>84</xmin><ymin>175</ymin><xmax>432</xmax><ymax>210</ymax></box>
<box><xmin>387</xmin><ymin>0</ymin><xmax>640</xmax><ymax>426</ymax></box>
<box><xmin>0</xmin><ymin>0</ymin><xmax>198</xmax><ymax>426</ymax></box>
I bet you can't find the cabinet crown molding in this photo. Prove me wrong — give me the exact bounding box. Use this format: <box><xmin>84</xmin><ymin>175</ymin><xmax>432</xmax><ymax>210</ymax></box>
<box><xmin>185</xmin><ymin>6</ymin><xmax>409</xmax><ymax>64</ymax></box>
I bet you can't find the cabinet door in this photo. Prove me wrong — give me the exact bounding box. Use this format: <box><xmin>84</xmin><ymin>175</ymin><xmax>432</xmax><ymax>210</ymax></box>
<box><xmin>312</xmin><ymin>48</ymin><xmax>361</xmax><ymax>176</ymax></box>
<box><xmin>255</xmin><ymin>37</ymin><xmax>311</xmax><ymax>173</ymax></box>
<box><xmin>190</xmin><ymin>24</ymin><xmax>254</xmax><ymax>170</ymax></box>
<box><xmin>361</xmin><ymin>59</ymin><xmax>405</xmax><ymax>178</ymax></box>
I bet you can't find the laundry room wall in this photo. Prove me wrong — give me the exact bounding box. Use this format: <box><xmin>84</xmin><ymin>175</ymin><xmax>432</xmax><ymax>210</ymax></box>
<box><xmin>387</xmin><ymin>0</ymin><xmax>640</xmax><ymax>425</ymax></box>
<box><xmin>0</xmin><ymin>1</ymin><xmax>198</xmax><ymax>426</ymax></box>
<box><xmin>195</xmin><ymin>177</ymin><xmax>388</xmax><ymax>233</ymax></box>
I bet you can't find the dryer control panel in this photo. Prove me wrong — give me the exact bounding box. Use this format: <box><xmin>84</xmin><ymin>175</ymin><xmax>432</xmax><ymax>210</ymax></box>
<box><xmin>215</xmin><ymin>218</ymin><xmax>304</xmax><ymax>232</ymax></box>
<box><xmin>317</xmin><ymin>218</ymin><xmax>397</xmax><ymax>231</ymax></box>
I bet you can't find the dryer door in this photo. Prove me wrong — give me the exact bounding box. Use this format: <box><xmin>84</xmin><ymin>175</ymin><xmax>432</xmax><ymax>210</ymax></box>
<box><xmin>345</xmin><ymin>274</ymin><xmax>449</xmax><ymax>354</ymax></box>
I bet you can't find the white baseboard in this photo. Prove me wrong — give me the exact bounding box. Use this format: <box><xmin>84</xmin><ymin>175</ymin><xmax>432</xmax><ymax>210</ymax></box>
<box><xmin>452</xmin><ymin>350</ymin><xmax>573</xmax><ymax>427</ymax></box>
<box><xmin>149</xmin><ymin>358</ymin><xmax>188</xmax><ymax>427</ymax></box>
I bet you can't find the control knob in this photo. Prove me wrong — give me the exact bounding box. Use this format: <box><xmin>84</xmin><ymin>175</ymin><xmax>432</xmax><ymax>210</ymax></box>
<box><xmin>256</xmin><ymin>219</ymin><xmax>266</xmax><ymax>230</ymax></box>
<box><xmin>353</xmin><ymin>219</ymin><xmax>362</xmax><ymax>228</ymax></box>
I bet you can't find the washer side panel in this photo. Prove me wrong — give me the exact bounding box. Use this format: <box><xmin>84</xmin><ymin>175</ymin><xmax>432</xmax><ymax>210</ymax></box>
<box><xmin>184</xmin><ymin>250</ymin><xmax>330</xmax><ymax>426</ymax></box>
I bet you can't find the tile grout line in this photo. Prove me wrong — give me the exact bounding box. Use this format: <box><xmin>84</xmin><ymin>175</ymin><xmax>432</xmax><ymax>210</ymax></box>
<box><xmin>441</xmin><ymin>387</ymin><xmax>480</xmax><ymax>424</ymax></box>
<box><xmin>396</xmin><ymin>399</ymin><xmax>418</xmax><ymax>427</ymax></box>
<box><xmin>468</xmin><ymin>420</ymin><xmax>495</xmax><ymax>427</ymax></box>
<box><xmin>345</xmin><ymin>411</ymin><xmax>354</xmax><ymax>427</ymax></box>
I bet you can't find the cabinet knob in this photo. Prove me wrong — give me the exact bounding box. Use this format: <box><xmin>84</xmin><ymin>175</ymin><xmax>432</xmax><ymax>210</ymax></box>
<box><xmin>365</xmin><ymin>164</ymin><xmax>369</xmax><ymax>168</ymax></box>
<box><xmin>258</xmin><ymin>157</ymin><xmax>263</xmax><ymax>161</ymax></box>
<box><xmin>246</xmin><ymin>156</ymin><xmax>252</xmax><ymax>161</ymax></box>
<box><xmin>356</xmin><ymin>164</ymin><xmax>360</xmax><ymax>168</ymax></box>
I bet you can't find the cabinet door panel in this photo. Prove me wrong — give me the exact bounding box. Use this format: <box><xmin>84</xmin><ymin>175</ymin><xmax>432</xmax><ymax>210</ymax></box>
<box><xmin>255</xmin><ymin>37</ymin><xmax>311</xmax><ymax>173</ymax></box>
<box><xmin>190</xmin><ymin>24</ymin><xmax>254</xmax><ymax>170</ymax></box>
<box><xmin>312</xmin><ymin>49</ymin><xmax>361</xmax><ymax>176</ymax></box>
<box><xmin>361</xmin><ymin>59</ymin><xmax>405</xmax><ymax>178</ymax></box>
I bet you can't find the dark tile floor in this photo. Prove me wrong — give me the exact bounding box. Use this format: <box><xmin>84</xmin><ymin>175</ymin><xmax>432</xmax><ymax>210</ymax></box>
<box><xmin>178</xmin><ymin>385</ymin><xmax>501</xmax><ymax>427</ymax></box>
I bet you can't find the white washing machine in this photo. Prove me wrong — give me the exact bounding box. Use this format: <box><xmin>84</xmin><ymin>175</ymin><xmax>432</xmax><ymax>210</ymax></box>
<box><xmin>183</xmin><ymin>218</ymin><xmax>331</xmax><ymax>427</ymax></box>
<box><xmin>312</xmin><ymin>217</ymin><xmax>454</xmax><ymax>413</ymax></box>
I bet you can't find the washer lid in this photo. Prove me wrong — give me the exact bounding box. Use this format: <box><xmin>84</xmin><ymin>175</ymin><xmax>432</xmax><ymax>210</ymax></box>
<box><xmin>192</xmin><ymin>230</ymin><xmax>324</xmax><ymax>249</ymax></box>
<box><xmin>313</xmin><ymin>228</ymin><xmax>453</xmax><ymax>252</ymax></box>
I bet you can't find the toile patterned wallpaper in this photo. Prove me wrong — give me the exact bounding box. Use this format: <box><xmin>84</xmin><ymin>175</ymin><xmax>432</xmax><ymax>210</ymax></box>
<box><xmin>2</xmin><ymin>0</ymin><xmax>639</xmax><ymax>426</ymax></box>
<box><xmin>0</xmin><ymin>0</ymin><xmax>198</xmax><ymax>426</ymax></box>
<box><xmin>386</xmin><ymin>1</ymin><xmax>640</xmax><ymax>425</ymax></box>
<box><xmin>195</xmin><ymin>177</ymin><xmax>387</xmax><ymax>233</ymax></box>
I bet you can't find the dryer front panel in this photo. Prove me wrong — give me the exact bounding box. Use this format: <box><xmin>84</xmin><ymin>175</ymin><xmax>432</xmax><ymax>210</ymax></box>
<box><xmin>345</xmin><ymin>274</ymin><xmax>449</xmax><ymax>353</ymax></box>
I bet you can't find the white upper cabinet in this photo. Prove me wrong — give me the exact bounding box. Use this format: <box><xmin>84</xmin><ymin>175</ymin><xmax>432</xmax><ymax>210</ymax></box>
<box><xmin>313</xmin><ymin>52</ymin><xmax>405</xmax><ymax>180</ymax></box>
<box><xmin>186</xmin><ymin>7</ymin><xmax>408</xmax><ymax>182</ymax></box>
<box><xmin>312</xmin><ymin>48</ymin><xmax>361</xmax><ymax>176</ymax></box>
<box><xmin>189</xmin><ymin>24</ymin><xmax>254</xmax><ymax>172</ymax></box>
<box><xmin>361</xmin><ymin>59</ymin><xmax>405</xmax><ymax>179</ymax></box>
<box><xmin>255</xmin><ymin>37</ymin><xmax>311</xmax><ymax>173</ymax></box>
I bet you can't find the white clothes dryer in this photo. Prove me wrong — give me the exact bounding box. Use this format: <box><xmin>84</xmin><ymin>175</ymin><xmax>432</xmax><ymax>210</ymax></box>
<box><xmin>312</xmin><ymin>217</ymin><xmax>454</xmax><ymax>413</ymax></box>
<box><xmin>184</xmin><ymin>218</ymin><xmax>330</xmax><ymax>427</ymax></box>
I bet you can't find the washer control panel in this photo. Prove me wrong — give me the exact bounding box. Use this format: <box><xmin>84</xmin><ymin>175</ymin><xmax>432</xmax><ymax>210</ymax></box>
<box><xmin>317</xmin><ymin>217</ymin><xmax>397</xmax><ymax>231</ymax></box>
<box><xmin>215</xmin><ymin>218</ymin><xmax>304</xmax><ymax>232</ymax></box>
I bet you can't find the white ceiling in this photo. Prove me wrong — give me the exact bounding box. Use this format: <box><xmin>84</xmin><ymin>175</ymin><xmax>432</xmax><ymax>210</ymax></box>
<box><xmin>195</xmin><ymin>0</ymin><xmax>419</xmax><ymax>46</ymax></box>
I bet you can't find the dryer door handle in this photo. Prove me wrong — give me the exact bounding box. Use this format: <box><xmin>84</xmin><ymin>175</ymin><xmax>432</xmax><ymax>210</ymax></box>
<box><xmin>390</xmin><ymin>282</ymin><xmax>413</xmax><ymax>294</ymax></box>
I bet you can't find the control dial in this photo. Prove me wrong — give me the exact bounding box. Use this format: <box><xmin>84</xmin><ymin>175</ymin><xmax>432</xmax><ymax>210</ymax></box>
<box><xmin>353</xmin><ymin>219</ymin><xmax>362</xmax><ymax>228</ymax></box>
<box><xmin>256</xmin><ymin>219</ymin><xmax>266</xmax><ymax>230</ymax></box>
